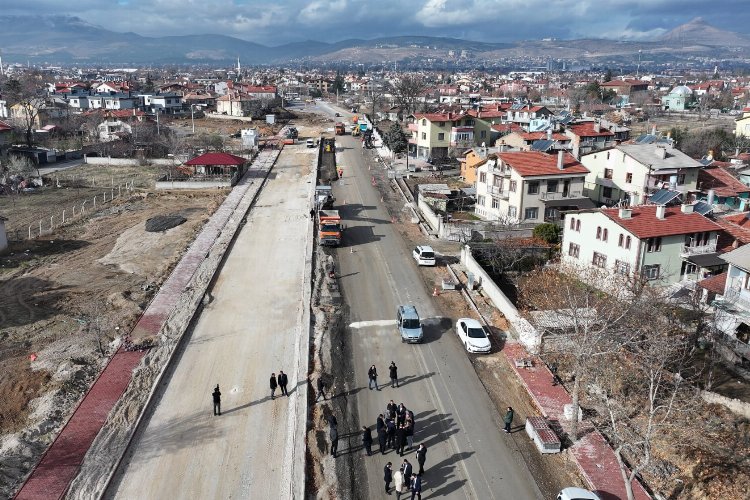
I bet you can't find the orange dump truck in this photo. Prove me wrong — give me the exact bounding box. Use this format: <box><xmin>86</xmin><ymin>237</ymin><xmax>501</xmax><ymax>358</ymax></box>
<box><xmin>335</xmin><ymin>122</ymin><xmax>346</xmax><ymax>135</ymax></box>
<box><xmin>318</xmin><ymin>210</ymin><xmax>342</xmax><ymax>246</ymax></box>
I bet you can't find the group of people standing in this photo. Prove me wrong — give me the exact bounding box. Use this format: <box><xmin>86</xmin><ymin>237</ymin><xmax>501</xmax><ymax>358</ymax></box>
<box><xmin>383</xmin><ymin>451</ymin><xmax>426</xmax><ymax>499</ymax></box>
<box><xmin>209</xmin><ymin>370</ymin><xmax>291</xmax><ymax>416</ymax></box>
<box><xmin>364</xmin><ymin>400</ymin><xmax>416</xmax><ymax>456</ymax></box>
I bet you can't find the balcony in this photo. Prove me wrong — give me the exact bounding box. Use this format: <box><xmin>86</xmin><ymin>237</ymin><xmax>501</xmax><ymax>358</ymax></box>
<box><xmin>488</xmin><ymin>185</ymin><xmax>509</xmax><ymax>199</ymax></box>
<box><xmin>488</xmin><ymin>164</ymin><xmax>511</xmax><ymax>177</ymax></box>
<box><xmin>680</xmin><ymin>241</ymin><xmax>717</xmax><ymax>257</ymax></box>
<box><xmin>540</xmin><ymin>190</ymin><xmax>582</xmax><ymax>200</ymax></box>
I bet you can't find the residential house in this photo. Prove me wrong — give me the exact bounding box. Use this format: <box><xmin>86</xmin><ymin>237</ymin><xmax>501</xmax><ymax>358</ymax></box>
<box><xmin>561</xmin><ymin>204</ymin><xmax>722</xmax><ymax>287</ymax></box>
<box><xmin>474</xmin><ymin>151</ymin><xmax>592</xmax><ymax>223</ymax></box>
<box><xmin>715</xmin><ymin>244</ymin><xmax>750</xmax><ymax>365</ymax></box>
<box><xmin>498</xmin><ymin>130</ymin><xmax>571</xmax><ymax>152</ymax></box>
<box><xmin>467</xmin><ymin>104</ymin><xmax>511</xmax><ymax>146</ymax></box>
<box><xmin>95</xmin><ymin>110</ymin><xmax>147</xmax><ymax>141</ymax></box>
<box><xmin>141</xmin><ymin>93</ymin><xmax>183</xmax><ymax>115</ymax></box>
<box><xmin>409</xmin><ymin>111</ymin><xmax>468</xmax><ymax>160</ymax></box>
<box><xmin>504</xmin><ymin>104</ymin><xmax>553</xmax><ymax>131</ymax></box>
<box><xmin>696</xmin><ymin>165</ymin><xmax>750</xmax><ymax>210</ymax></box>
<box><xmin>460</xmin><ymin>147</ymin><xmax>497</xmax><ymax>184</ymax></box>
<box><xmin>565</xmin><ymin>121</ymin><xmax>616</xmax><ymax>159</ymax></box>
<box><xmin>661</xmin><ymin>86</ymin><xmax>695</xmax><ymax>111</ymax></box>
<box><xmin>236</xmin><ymin>84</ymin><xmax>277</xmax><ymax>101</ymax></box>
<box><xmin>581</xmin><ymin>143</ymin><xmax>702</xmax><ymax>205</ymax></box>
<box><xmin>736</xmin><ymin>108</ymin><xmax>750</xmax><ymax>138</ymax></box>
<box><xmin>600</xmin><ymin>79</ymin><xmax>650</xmax><ymax>96</ymax></box>
<box><xmin>216</xmin><ymin>92</ymin><xmax>253</xmax><ymax>117</ymax></box>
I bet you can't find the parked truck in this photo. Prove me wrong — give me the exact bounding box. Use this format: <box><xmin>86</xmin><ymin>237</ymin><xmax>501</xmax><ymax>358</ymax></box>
<box><xmin>335</xmin><ymin>122</ymin><xmax>346</xmax><ymax>135</ymax></box>
<box><xmin>315</xmin><ymin>185</ymin><xmax>335</xmax><ymax>210</ymax></box>
<box><xmin>318</xmin><ymin>210</ymin><xmax>342</xmax><ymax>246</ymax></box>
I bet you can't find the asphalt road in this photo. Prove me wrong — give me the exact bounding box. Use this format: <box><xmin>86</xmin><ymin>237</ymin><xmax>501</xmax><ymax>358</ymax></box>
<box><xmin>332</xmin><ymin>132</ymin><xmax>543</xmax><ymax>499</ymax></box>
<box><xmin>105</xmin><ymin>139</ymin><xmax>315</xmax><ymax>499</ymax></box>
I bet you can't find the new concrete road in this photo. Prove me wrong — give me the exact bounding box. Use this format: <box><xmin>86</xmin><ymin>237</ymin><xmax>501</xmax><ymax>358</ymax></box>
<box><xmin>333</xmin><ymin>132</ymin><xmax>543</xmax><ymax>499</ymax></box>
<box><xmin>105</xmin><ymin>140</ymin><xmax>316</xmax><ymax>499</ymax></box>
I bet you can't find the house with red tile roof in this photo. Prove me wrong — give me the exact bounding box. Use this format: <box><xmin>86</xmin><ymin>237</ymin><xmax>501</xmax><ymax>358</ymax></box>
<box><xmin>564</xmin><ymin>121</ymin><xmax>616</xmax><ymax>159</ymax></box>
<box><xmin>0</xmin><ymin>120</ymin><xmax>13</xmax><ymax>156</ymax></box>
<box><xmin>713</xmin><ymin>244</ymin><xmax>750</xmax><ymax>363</ymax></box>
<box><xmin>561</xmin><ymin>205</ymin><xmax>723</xmax><ymax>287</ymax></box>
<box><xmin>409</xmin><ymin>111</ymin><xmax>469</xmax><ymax>160</ymax></box>
<box><xmin>600</xmin><ymin>79</ymin><xmax>650</xmax><ymax>95</ymax></box>
<box><xmin>474</xmin><ymin>151</ymin><xmax>594</xmax><ymax>224</ymax></box>
<box><xmin>696</xmin><ymin>165</ymin><xmax>750</xmax><ymax>210</ymax></box>
<box><xmin>498</xmin><ymin>130</ymin><xmax>571</xmax><ymax>152</ymax></box>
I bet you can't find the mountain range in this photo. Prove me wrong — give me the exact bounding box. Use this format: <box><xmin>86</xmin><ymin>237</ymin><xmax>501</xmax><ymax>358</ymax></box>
<box><xmin>0</xmin><ymin>15</ymin><xmax>748</xmax><ymax>66</ymax></box>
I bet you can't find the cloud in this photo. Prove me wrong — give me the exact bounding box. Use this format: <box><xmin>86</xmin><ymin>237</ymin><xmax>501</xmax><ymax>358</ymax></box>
<box><xmin>0</xmin><ymin>0</ymin><xmax>747</xmax><ymax>45</ymax></box>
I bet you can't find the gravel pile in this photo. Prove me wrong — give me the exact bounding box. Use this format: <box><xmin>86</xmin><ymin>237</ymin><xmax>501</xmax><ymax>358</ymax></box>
<box><xmin>145</xmin><ymin>215</ymin><xmax>187</xmax><ymax>232</ymax></box>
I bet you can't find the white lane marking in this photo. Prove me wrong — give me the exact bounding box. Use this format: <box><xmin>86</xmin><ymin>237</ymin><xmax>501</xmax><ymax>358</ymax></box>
<box><xmin>349</xmin><ymin>319</ymin><xmax>397</xmax><ymax>329</ymax></box>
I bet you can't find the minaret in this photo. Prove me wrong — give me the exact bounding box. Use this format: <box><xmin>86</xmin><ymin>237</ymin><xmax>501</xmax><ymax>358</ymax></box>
<box><xmin>237</xmin><ymin>56</ymin><xmax>241</xmax><ymax>80</ymax></box>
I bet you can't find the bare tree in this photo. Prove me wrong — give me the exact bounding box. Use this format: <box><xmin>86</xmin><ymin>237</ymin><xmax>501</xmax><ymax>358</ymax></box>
<box><xmin>79</xmin><ymin>300</ymin><xmax>116</xmax><ymax>357</ymax></box>
<box><xmin>3</xmin><ymin>72</ymin><xmax>46</xmax><ymax>146</ymax></box>
<box><xmin>393</xmin><ymin>74</ymin><xmax>427</xmax><ymax>116</ymax></box>
<box><xmin>520</xmin><ymin>265</ymin><xmax>646</xmax><ymax>442</ymax></box>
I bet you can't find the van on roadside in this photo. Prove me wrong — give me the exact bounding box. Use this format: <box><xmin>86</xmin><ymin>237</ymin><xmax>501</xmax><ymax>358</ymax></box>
<box><xmin>397</xmin><ymin>304</ymin><xmax>424</xmax><ymax>343</ymax></box>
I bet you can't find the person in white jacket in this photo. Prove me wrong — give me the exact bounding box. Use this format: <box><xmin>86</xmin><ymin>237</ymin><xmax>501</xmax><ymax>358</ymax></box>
<box><xmin>393</xmin><ymin>468</ymin><xmax>405</xmax><ymax>499</ymax></box>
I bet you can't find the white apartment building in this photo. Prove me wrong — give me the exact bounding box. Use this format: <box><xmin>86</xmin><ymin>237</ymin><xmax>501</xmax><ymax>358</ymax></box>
<box><xmin>474</xmin><ymin>151</ymin><xmax>592</xmax><ymax>224</ymax></box>
<box><xmin>581</xmin><ymin>143</ymin><xmax>702</xmax><ymax>206</ymax></box>
<box><xmin>715</xmin><ymin>244</ymin><xmax>750</xmax><ymax>365</ymax></box>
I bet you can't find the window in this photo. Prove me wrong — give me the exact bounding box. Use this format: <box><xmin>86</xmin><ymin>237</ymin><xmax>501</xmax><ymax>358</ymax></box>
<box><xmin>606</xmin><ymin>151</ymin><xmax>610</xmax><ymax>160</ymax></box>
<box><xmin>592</xmin><ymin>252</ymin><xmax>607</xmax><ymax>268</ymax></box>
<box><xmin>527</xmin><ymin>181</ymin><xmax>540</xmax><ymax>194</ymax></box>
<box><xmin>477</xmin><ymin>195</ymin><xmax>485</xmax><ymax>206</ymax></box>
<box><xmin>491</xmin><ymin>198</ymin><xmax>500</xmax><ymax>209</ymax></box>
<box><xmin>625</xmin><ymin>235</ymin><xmax>631</xmax><ymax>249</ymax></box>
<box><xmin>438</xmin><ymin>121</ymin><xmax>445</xmax><ymax>126</ymax></box>
<box><xmin>625</xmin><ymin>172</ymin><xmax>633</xmax><ymax>183</ymax></box>
<box><xmin>570</xmin><ymin>217</ymin><xmax>576</xmax><ymax>230</ymax></box>
<box><xmin>576</xmin><ymin>219</ymin><xmax>581</xmax><ymax>232</ymax></box>
<box><xmin>603</xmin><ymin>228</ymin><xmax>608</xmax><ymax>242</ymax></box>
<box><xmin>479</xmin><ymin>172</ymin><xmax>486</xmax><ymax>183</ymax></box>
<box><xmin>547</xmin><ymin>180</ymin><xmax>558</xmax><ymax>193</ymax></box>
<box><xmin>615</xmin><ymin>260</ymin><xmax>630</xmax><ymax>275</ymax></box>
<box><xmin>421</xmin><ymin>132</ymin><xmax>426</xmax><ymax>140</ymax></box>
<box><xmin>438</xmin><ymin>132</ymin><xmax>445</xmax><ymax>141</ymax></box>
<box><xmin>596</xmin><ymin>226</ymin><xmax>602</xmax><ymax>239</ymax></box>
<box><xmin>677</xmin><ymin>174</ymin><xmax>686</xmax><ymax>185</ymax></box>
<box><xmin>525</xmin><ymin>207</ymin><xmax>539</xmax><ymax>219</ymax></box>
<box><xmin>618</xmin><ymin>233</ymin><xmax>624</xmax><ymax>247</ymax></box>
<box><xmin>745</xmin><ymin>273</ymin><xmax>750</xmax><ymax>290</ymax></box>
<box><xmin>509</xmin><ymin>180</ymin><xmax>517</xmax><ymax>192</ymax></box>
<box><xmin>646</xmin><ymin>237</ymin><xmax>662</xmax><ymax>252</ymax></box>
<box><xmin>642</xmin><ymin>264</ymin><xmax>660</xmax><ymax>280</ymax></box>
<box><xmin>508</xmin><ymin>206</ymin><xmax>517</xmax><ymax>218</ymax></box>
<box><xmin>604</xmin><ymin>168</ymin><xmax>613</xmax><ymax>179</ymax></box>
<box><xmin>602</xmin><ymin>186</ymin><xmax>613</xmax><ymax>199</ymax></box>
<box><xmin>422</xmin><ymin>119</ymin><xmax>426</xmax><ymax>125</ymax></box>
<box><xmin>568</xmin><ymin>242</ymin><xmax>580</xmax><ymax>258</ymax></box>
<box><xmin>480</xmin><ymin>130</ymin><xmax>486</xmax><ymax>138</ymax></box>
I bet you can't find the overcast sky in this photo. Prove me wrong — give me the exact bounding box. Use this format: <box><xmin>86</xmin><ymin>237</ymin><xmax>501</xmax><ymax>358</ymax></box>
<box><xmin>3</xmin><ymin>0</ymin><xmax>749</xmax><ymax>46</ymax></box>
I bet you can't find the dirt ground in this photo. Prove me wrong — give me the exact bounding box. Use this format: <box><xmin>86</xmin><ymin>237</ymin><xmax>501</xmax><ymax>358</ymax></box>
<box><xmin>0</xmin><ymin>167</ymin><xmax>225</xmax><ymax>495</ymax></box>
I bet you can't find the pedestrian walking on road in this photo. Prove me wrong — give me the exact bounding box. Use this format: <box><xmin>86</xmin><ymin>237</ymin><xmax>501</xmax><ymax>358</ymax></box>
<box><xmin>310</xmin><ymin>208</ymin><xmax>315</xmax><ymax>219</ymax></box>
<box><xmin>378</xmin><ymin>424</ymin><xmax>387</xmax><ymax>454</ymax></box>
<box><xmin>315</xmin><ymin>377</ymin><xmax>327</xmax><ymax>402</ymax></box>
<box><xmin>389</xmin><ymin>361</ymin><xmax>399</xmax><ymax>388</ymax></box>
<box><xmin>503</xmin><ymin>406</ymin><xmax>515</xmax><ymax>433</ymax></box>
<box><xmin>401</xmin><ymin>459</ymin><xmax>413</xmax><ymax>484</ymax></box>
<box><xmin>278</xmin><ymin>370</ymin><xmax>289</xmax><ymax>397</ymax></box>
<box><xmin>396</xmin><ymin>423</ymin><xmax>408</xmax><ymax>456</ymax></box>
<box><xmin>368</xmin><ymin>364</ymin><xmax>379</xmax><ymax>390</ymax></box>
<box><xmin>212</xmin><ymin>384</ymin><xmax>221</xmax><ymax>416</ymax></box>
<box><xmin>410</xmin><ymin>474</ymin><xmax>422</xmax><ymax>500</ymax></box>
<box><xmin>362</xmin><ymin>426</ymin><xmax>373</xmax><ymax>456</ymax></box>
<box><xmin>330</xmin><ymin>425</ymin><xmax>339</xmax><ymax>457</ymax></box>
<box><xmin>415</xmin><ymin>444</ymin><xmax>427</xmax><ymax>475</ymax></box>
<box><xmin>393</xmin><ymin>468</ymin><xmax>405</xmax><ymax>499</ymax></box>
<box><xmin>270</xmin><ymin>373</ymin><xmax>278</xmax><ymax>400</ymax></box>
<box><xmin>384</xmin><ymin>462</ymin><xmax>393</xmax><ymax>494</ymax></box>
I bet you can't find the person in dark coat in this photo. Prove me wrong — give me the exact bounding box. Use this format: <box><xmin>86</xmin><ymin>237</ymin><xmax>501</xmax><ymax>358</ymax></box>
<box><xmin>378</xmin><ymin>424</ymin><xmax>387</xmax><ymax>454</ymax></box>
<box><xmin>330</xmin><ymin>425</ymin><xmax>339</xmax><ymax>457</ymax></box>
<box><xmin>383</xmin><ymin>462</ymin><xmax>393</xmax><ymax>494</ymax></box>
<box><xmin>396</xmin><ymin>423</ymin><xmax>408</xmax><ymax>456</ymax></box>
<box><xmin>405</xmin><ymin>417</ymin><xmax>414</xmax><ymax>449</ymax></box>
<box><xmin>270</xmin><ymin>373</ymin><xmax>278</xmax><ymax>400</ymax></box>
<box><xmin>410</xmin><ymin>474</ymin><xmax>422</xmax><ymax>500</ymax></box>
<box><xmin>415</xmin><ymin>444</ymin><xmax>427</xmax><ymax>474</ymax></box>
<box><xmin>401</xmin><ymin>459</ymin><xmax>413</xmax><ymax>484</ymax></box>
<box><xmin>315</xmin><ymin>377</ymin><xmax>326</xmax><ymax>402</ymax></box>
<box><xmin>389</xmin><ymin>361</ymin><xmax>399</xmax><ymax>388</ymax></box>
<box><xmin>376</xmin><ymin>414</ymin><xmax>386</xmax><ymax>434</ymax></box>
<box><xmin>386</xmin><ymin>400</ymin><xmax>397</xmax><ymax>420</ymax></box>
<box><xmin>212</xmin><ymin>384</ymin><xmax>221</xmax><ymax>416</ymax></box>
<box><xmin>386</xmin><ymin>417</ymin><xmax>397</xmax><ymax>449</ymax></box>
<box><xmin>397</xmin><ymin>403</ymin><xmax>407</xmax><ymax>426</ymax></box>
<box><xmin>277</xmin><ymin>370</ymin><xmax>289</xmax><ymax>396</ymax></box>
<box><xmin>362</xmin><ymin>426</ymin><xmax>373</xmax><ymax>456</ymax></box>
<box><xmin>368</xmin><ymin>364</ymin><xmax>379</xmax><ymax>390</ymax></box>
<box><xmin>503</xmin><ymin>407</ymin><xmax>514</xmax><ymax>433</ymax></box>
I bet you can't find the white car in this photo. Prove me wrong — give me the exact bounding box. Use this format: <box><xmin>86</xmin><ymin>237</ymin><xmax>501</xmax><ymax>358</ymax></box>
<box><xmin>412</xmin><ymin>245</ymin><xmax>436</xmax><ymax>266</ymax></box>
<box><xmin>456</xmin><ymin>318</ymin><xmax>491</xmax><ymax>353</ymax></box>
<box><xmin>557</xmin><ymin>488</ymin><xmax>601</xmax><ymax>500</ymax></box>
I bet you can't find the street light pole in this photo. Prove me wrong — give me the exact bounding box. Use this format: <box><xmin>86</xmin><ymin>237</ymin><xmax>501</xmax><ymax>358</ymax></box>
<box><xmin>191</xmin><ymin>104</ymin><xmax>195</xmax><ymax>133</ymax></box>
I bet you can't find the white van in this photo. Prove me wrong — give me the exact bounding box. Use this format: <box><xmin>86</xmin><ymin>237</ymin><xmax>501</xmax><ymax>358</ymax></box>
<box><xmin>306</xmin><ymin>139</ymin><xmax>315</xmax><ymax>148</ymax></box>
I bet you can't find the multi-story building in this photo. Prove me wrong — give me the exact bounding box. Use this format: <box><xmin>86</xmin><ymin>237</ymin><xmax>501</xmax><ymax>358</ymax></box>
<box><xmin>565</xmin><ymin>122</ymin><xmax>616</xmax><ymax>159</ymax></box>
<box><xmin>474</xmin><ymin>151</ymin><xmax>591</xmax><ymax>224</ymax></box>
<box><xmin>561</xmin><ymin>205</ymin><xmax>722</xmax><ymax>287</ymax></box>
<box><xmin>736</xmin><ymin>108</ymin><xmax>750</xmax><ymax>138</ymax></box>
<box><xmin>714</xmin><ymin>244</ymin><xmax>750</xmax><ymax>365</ymax></box>
<box><xmin>581</xmin><ymin>143</ymin><xmax>702</xmax><ymax>206</ymax></box>
<box><xmin>409</xmin><ymin>111</ymin><xmax>468</xmax><ymax>160</ymax></box>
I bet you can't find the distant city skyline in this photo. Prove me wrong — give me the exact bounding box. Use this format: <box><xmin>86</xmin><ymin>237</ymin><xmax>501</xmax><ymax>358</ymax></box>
<box><xmin>3</xmin><ymin>0</ymin><xmax>749</xmax><ymax>46</ymax></box>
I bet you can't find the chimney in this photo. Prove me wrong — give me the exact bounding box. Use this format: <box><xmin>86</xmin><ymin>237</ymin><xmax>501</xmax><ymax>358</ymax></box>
<box><xmin>707</xmin><ymin>189</ymin><xmax>715</xmax><ymax>205</ymax></box>
<box><xmin>557</xmin><ymin>151</ymin><xmax>564</xmax><ymax>170</ymax></box>
<box><xmin>655</xmin><ymin>146</ymin><xmax>667</xmax><ymax>159</ymax></box>
<box><xmin>619</xmin><ymin>208</ymin><xmax>632</xmax><ymax>219</ymax></box>
<box><xmin>594</xmin><ymin>121</ymin><xmax>601</xmax><ymax>133</ymax></box>
<box><xmin>547</xmin><ymin>129</ymin><xmax>552</xmax><ymax>140</ymax></box>
<box><xmin>651</xmin><ymin>125</ymin><xmax>657</xmax><ymax>135</ymax></box>
<box><xmin>655</xmin><ymin>205</ymin><xmax>666</xmax><ymax>220</ymax></box>
<box><xmin>681</xmin><ymin>203</ymin><xmax>694</xmax><ymax>214</ymax></box>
